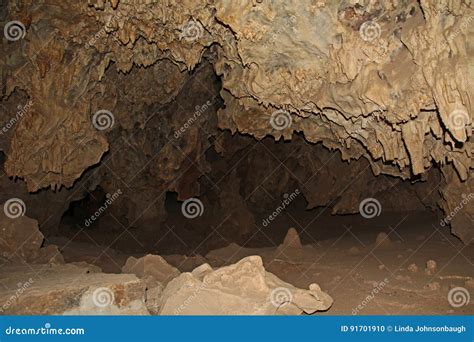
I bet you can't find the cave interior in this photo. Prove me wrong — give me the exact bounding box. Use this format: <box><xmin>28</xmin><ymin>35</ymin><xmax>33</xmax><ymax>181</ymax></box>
<box><xmin>0</xmin><ymin>0</ymin><xmax>473</xmax><ymax>315</ymax></box>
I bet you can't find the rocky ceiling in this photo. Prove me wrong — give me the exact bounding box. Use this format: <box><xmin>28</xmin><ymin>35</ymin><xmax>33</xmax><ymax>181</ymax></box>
<box><xmin>0</xmin><ymin>0</ymin><xmax>472</xmax><ymax>243</ymax></box>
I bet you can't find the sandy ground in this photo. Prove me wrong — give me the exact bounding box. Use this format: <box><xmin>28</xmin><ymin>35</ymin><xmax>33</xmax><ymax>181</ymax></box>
<box><xmin>50</xmin><ymin>209</ymin><xmax>474</xmax><ymax>315</ymax></box>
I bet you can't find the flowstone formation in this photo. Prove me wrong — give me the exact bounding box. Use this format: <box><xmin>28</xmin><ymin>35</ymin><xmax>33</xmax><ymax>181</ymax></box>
<box><xmin>0</xmin><ymin>0</ymin><xmax>472</xmax><ymax>242</ymax></box>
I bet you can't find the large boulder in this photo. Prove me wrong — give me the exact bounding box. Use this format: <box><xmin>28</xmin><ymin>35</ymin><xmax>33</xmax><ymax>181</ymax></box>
<box><xmin>0</xmin><ymin>206</ymin><xmax>63</xmax><ymax>264</ymax></box>
<box><xmin>159</xmin><ymin>255</ymin><xmax>333</xmax><ymax>315</ymax></box>
<box><xmin>0</xmin><ymin>263</ymin><xmax>149</xmax><ymax>315</ymax></box>
<box><xmin>121</xmin><ymin>254</ymin><xmax>181</xmax><ymax>286</ymax></box>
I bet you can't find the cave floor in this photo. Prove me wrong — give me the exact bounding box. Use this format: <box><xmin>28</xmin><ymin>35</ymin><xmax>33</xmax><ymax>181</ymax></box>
<box><xmin>40</xmin><ymin>210</ymin><xmax>474</xmax><ymax>315</ymax></box>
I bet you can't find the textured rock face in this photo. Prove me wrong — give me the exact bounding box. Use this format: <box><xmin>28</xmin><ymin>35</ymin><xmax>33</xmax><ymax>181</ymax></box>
<box><xmin>0</xmin><ymin>0</ymin><xmax>472</xmax><ymax>241</ymax></box>
<box><xmin>159</xmin><ymin>256</ymin><xmax>333</xmax><ymax>315</ymax></box>
<box><xmin>0</xmin><ymin>263</ymin><xmax>148</xmax><ymax>315</ymax></box>
<box><xmin>122</xmin><ymin>254</ymin><xmax>181</xmax><ymax>286</ymax></box>
<box><xmin>0</xmin><ymin>208</ymin><xmax>64</xmax><ymax>264</ymax></box>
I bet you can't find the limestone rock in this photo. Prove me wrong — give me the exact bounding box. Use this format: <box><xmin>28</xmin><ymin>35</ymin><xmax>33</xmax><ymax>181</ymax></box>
<box><xmin>159</xmin><ymin>255</ymin><xmax>332</xmax><ymax>315</ymax></box>
<box><xmin>425</xmin><ymin>259</ymin><xmax>438</xmax><ymax>275</ymax></box>
<box><xmin>122</xmin><ymin>254</ymin><xmax>181</xmax><ymax>286</ymax></box>
<box><xmin>375</xmin><ymin>232</ymin><xmax>392</xmax><ymax>248</ymax></box>
<box><xmin>0</xmin><ymin>263</ymin><xmax>149</xmax><ymax>315</ymax></box>
<box><xmin>281</xmin><ymin>227</ymin><xmax>302</xmax><ymax>249</ymax></box>
<box><xmin>0</xmin><ymin>209</ymin><xmax>63</xmax><ymax>264</ymax></box>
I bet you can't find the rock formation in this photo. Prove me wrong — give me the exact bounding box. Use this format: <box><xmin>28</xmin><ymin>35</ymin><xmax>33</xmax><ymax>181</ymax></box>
<box><xmin>0</xmin><ymin>1</ymin><xmax>472</xmax><ymax>243</ymax></box>
<box><xmin>159</xmin><ymin>256</ymin><xmax>333</xmax><ymax>315</ymax></box>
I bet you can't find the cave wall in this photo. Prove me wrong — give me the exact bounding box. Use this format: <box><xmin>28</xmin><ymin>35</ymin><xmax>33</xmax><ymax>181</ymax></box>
<box><xmin>0</xmin><ymin>0</ymin><xmax>472</xmax><ymax>242</ymax></box>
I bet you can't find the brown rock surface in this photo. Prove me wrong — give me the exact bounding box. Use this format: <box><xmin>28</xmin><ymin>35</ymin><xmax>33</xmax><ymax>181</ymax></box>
<box><xmin>0</xmin><ymin>263</ymin><xmax>148</xmax><ymax>315</ymax></box>
<box><xmin>122</xmin><ymin>254</ymin><xmax>181</xmax><ymax>286</ymax></box>
<box><xmin>159</xmin><ymin>255</ymin><xmax>333</xmax><ymax>315</ymax></box>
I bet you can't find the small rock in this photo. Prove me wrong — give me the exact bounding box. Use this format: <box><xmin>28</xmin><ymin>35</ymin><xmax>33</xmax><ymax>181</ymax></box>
<box><xmin>407</xmin><ymin>263</ymin><xmax>418</xmax><ymax>273</ymax></box>
<box><xmin>282</xmin><ymin>227</ymin><xmax>302</xmax><ymax>249</ymax></box>
<box><xmin>348</xmin><ymin>246</ymin><xmax>360</xmax><ymax>255</ymax></box>
<box><xmin>375</xmin><ymin>232</ymin><xmax>392</xmax><ymax>248</ymax></box>
<box><xmin>378</xmin><ymin>264</ymin><xmax>386</xmax><ymax>270</ymax></box>
<box><xmin>464</xmin><ymin>279</ymin><xmax>474</xmax><ymax>289</ymax></box>
<box><xmin>424</xmin><ymin>282</ymin><xmax>440</xmax><ymax>291</ymax></box>
<box><xmin>397</xmin><ymin>254</ymin><xmax>403</xmax><ymax>259</ymax></box>
<box><xmin>425</xmin><ymin>260</ymin><xmax>437</xmax><ymax>275</ymax></box>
